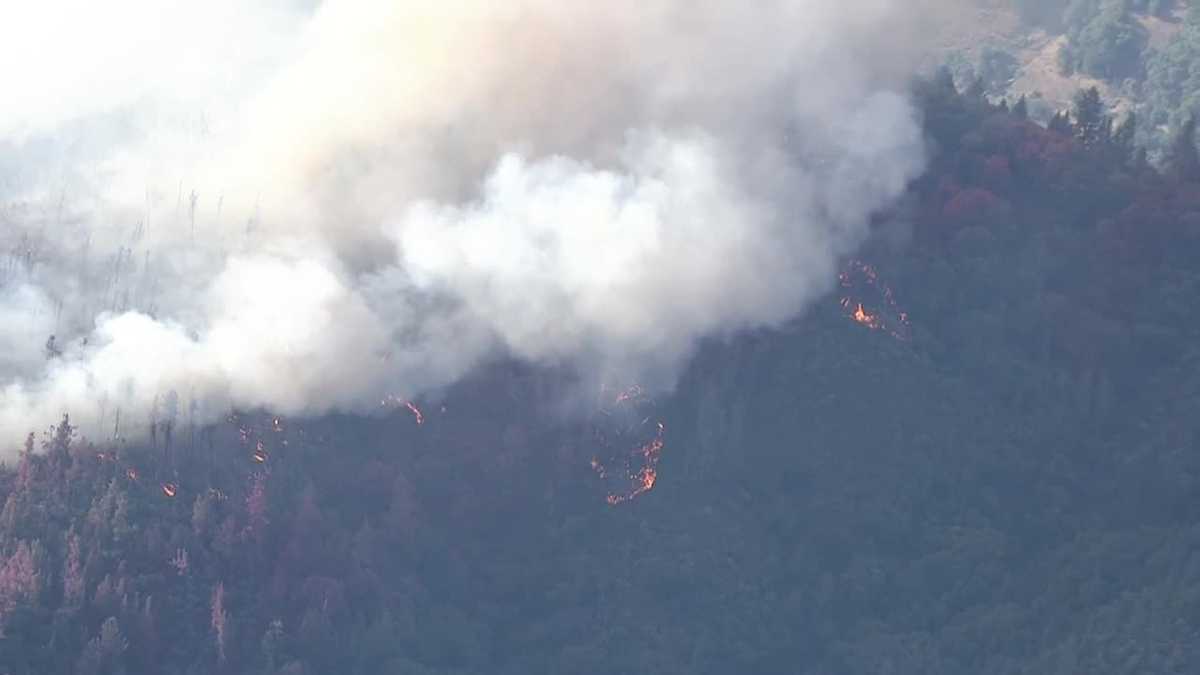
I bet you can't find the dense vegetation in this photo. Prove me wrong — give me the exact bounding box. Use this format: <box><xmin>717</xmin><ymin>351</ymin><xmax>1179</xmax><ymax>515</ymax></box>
<box><xmin>974</xmin><ymin>0</ymin><xmax>1200</xmax><ymax>153</ymax></box>
<box><xmin>1144</xmin><ymin>4</ymin><xmax>1200</xmax><ymax>129</ymax></box>
<box><xmin>1</xmin><ymin>78</ymin><xmax>1200</xmax><ymax>674</ymax></box>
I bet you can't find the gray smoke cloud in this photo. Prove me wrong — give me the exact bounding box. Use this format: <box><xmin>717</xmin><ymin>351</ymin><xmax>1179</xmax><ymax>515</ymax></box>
<box><xmin>0</xmin><ymin>0</ymin><xmax>931</xmax><ymax>451</ymax></box>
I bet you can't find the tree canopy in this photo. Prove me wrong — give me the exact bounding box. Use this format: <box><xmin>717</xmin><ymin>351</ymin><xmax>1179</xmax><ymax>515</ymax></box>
<box><xmin>0</xmin><ymin>78</ymin><xmax>1198</xmax><ymax>675</ymax></box>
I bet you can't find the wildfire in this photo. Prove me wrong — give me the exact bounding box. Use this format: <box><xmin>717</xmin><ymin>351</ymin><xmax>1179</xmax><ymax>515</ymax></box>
<box><xmin>588</xmin><ymin>381</ymin><xmax>667</xmax><ymax>502</ymax></box>
<box><xmin>405</xmin><ymin>401</ymin><xmax>424</xmax><ymax>426</ymax></box>
<box><xmin>380</xmin><ymin>395</ymin><xmax>425</xmax><ymax>426</ymax></box>
<box><xmin>838</xmin><ymin>259</ymin><xmax>910</xmax><ymax>340</ymax></box>
<box><xmin>602</xmin><ymin>422</ymin><xmax>666</xmax><ymax>505</ymax></box>
<box><xmin>841</xmin><ymin>298</ymin><xmax>884</xmax><ymax>330</ymax></box>
<box><xmin>161</xmin><ymin>482</ymin><xmax>178</xmax><ymax>498</ymax></box>
<box><xmin>253</xmin><ymin>441</ymin><xmax>268</xmax><ymax>463</ymax></box>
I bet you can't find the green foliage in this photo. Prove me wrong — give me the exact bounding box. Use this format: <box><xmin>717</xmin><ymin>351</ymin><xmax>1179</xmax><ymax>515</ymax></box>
<box><xmin>1073</xmin><ymin>86</ymin><xmax>1111</xmax><ymax>144</ymax></box>
<box><xmin>1060</xmin><ymin>0</ymin><xmax>1148</xmax><ymax>80</ymax></box>
<box><xmin>1166</xmin><ymin>114</ymin><xmax>1200</xmax><ymax>180</ymax></box>
<box><xmin>1143</xmin><ymin>7</ymin><xmax>1200</xmax><ymax>133</ymax></box>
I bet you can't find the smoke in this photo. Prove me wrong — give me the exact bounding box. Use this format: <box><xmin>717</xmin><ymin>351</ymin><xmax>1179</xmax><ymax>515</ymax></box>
<box><xmin>0</xmin><ymin>0</ymin><xmax>930</xmax><ymax>451</ymax></box>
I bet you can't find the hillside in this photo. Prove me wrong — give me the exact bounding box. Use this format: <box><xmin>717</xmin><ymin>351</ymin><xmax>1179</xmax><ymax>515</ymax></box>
<box><xmin>0</xmin><ymin>77</ymin><xmax>1198</xmax><ymax>675</ymax></box>
<box><xmin>936</xmin><ymin>0</ymin><xmax>1200</xmax><ymax>147</ymax></box>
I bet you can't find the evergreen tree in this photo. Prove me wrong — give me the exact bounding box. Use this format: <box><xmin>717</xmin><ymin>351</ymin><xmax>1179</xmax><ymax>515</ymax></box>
<box><xmin>1049</xmin><ymin>110</ymin><xmax>1073</xmax><ymax>134</ymax></box>
<box><xmin>965</xmin><ymin>75</ymin><xmax>987</xmax><ymax>101</ymax></box>
<box><xmin>1073</xmin><ymin>86</ymin><xmax>1109</xmax><ymax>146</ymax></box>
<box><xmin>1168</xmin><ymin>115</ymin><xmax>1200</xmax><ymax>180</ymax></box>
<box><xmin>1112</xmin><ymin>111</ymin><xmax>1137</xmax><ymax>162</ymax></box>
<box><xmin>1013</xmin><ymin>94</ymin><xmax>1029</xmax><ymax>119</ymax></box>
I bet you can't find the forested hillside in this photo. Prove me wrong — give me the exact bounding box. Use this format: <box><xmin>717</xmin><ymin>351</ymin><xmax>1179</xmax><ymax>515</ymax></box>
<box><xmin>1</xmin><ymin>76</ymin><xmax>1200</xmax><ymax>674</ymax></box>
<box><xmin>950</xmin><ymin>0</ymin><xmax>1200</xmax><ymax>153</ymax></box>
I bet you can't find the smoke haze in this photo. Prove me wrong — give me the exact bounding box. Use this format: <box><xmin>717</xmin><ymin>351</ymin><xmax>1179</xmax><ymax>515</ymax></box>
<box><xmin>0</xmin><ymin>0</ymin><xmax>931</xmax><ymax>451</ymax></box>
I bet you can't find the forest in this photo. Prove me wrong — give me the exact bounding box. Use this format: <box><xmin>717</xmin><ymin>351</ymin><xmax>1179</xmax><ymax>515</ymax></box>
<box><xmin>956</xmin><ymin>0</ymin><xmax>1200</xmax><ymax>153</ymax></box>
<box><xmin>1</xmin><ymin>75</ymin><xmax>1200</xmax><ymax>674</ymax></box>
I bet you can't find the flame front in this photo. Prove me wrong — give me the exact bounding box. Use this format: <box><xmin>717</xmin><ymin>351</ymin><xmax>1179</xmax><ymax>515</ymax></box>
<box><xmin>604</xmin><ymin>423</ymin><xmax>665</xmax><ymax>505</ymax></box>
<box><xmin>405</xmin><ymin>401</ymin><xmax>424</xmax><ymax>426</ymax></box>
<box><xmin>838</xmin><ymin>259</ymin><xmax>910</xmax><ymax>340</ymax></box>
<box><xmin>591</xmin><ymin>403</ymin><xmax>666</xmax><ymax>506</ymax></box>
<box><xmin>380</xmin><ymin>395</ymin><xmax>426</xmax><ymax>426</ymax></box>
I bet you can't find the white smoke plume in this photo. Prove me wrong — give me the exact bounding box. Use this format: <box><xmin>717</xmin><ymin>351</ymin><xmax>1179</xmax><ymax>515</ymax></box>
<box><xmin>0</xmin><ymin>0</ymin><xmax>931</xmax><ymax>451</ymax></box>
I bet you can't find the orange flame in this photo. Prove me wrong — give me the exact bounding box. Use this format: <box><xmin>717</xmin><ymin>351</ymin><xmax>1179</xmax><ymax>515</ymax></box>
<box><xmin>852</xmin><ymin>303</ymin><xmax>883</xmax><ymax>329</ymax></box>
<box><xmin>593</xmin><ymin>421</ymin><xmax>666</xmax><ymax>505</ymax></box>
<box><xmin>838</xmin><ymin>259</ymin><xmax>910</xmax><ymax>340</ymax></box>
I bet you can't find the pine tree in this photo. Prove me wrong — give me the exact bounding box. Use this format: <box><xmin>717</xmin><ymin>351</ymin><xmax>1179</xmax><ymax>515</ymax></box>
<box><xmin>933</xmin><ymin>65</ymin><xmax>957</xmax><ymax>95</ymax></box>
<box><xmin>62</xmin><ymin>529</ymin><xmax>84</xmax><ymax>607</ymax></box>
<box><xmin>1013</xmin><ymin>94</ymin><xmax>1029</xmax><ymax>119</ymax></box>
<box><xmin>1112</xmin><ymin>112</ymin><xmax>1137</xmax><ymax>163</ymax></box>
<box><xmin>1168</xmin><ymin>115</ymin><xmax>1200</xmax><ymax>181</ymax></box>
<box><xmin>261</xmin><ymin>619</ymin><xmax>285</xmax><ymax>673</ymax></box>
<box><xmin>965</xmin><ymin>75</ymin><xmax>987</xmax><ymax>101</ymax></box>
<box><xmin>211</xmin><ymin>582</ymin><xmax>230</xmax><ymax>665</ymax></box>
<box><xmin>1048</xmin><ymin>111</ymin><xmax>1072</xmax><ymax>134</ymax></box>
<box><xmin>1072</xmin><ymin>87</ymin><xmax>1109</xmax><ymax>146</ymax></box>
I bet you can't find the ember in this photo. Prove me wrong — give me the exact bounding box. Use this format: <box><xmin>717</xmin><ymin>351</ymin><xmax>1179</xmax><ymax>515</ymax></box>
<box><xmin>838</xmin><ymin>259</ymin><xmax>910</xmax><ymax>340</ymax></box>
<box><xmin>404</xmin><ymin>401</ymin><xmax>424</xmax><ymax>425</ymax></box>
<box><xmin>590</xmin><ymin>385</ymin><xmax>666</xmax><ymax>505</ymax></box>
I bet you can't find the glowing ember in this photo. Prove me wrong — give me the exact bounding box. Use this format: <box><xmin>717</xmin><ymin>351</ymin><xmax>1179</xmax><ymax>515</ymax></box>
<box><xmin>380</xmin><ymin>395</ymin><xmax>426</xmax><ymax>425</ymax></box>
<box><xmin>591</xmin><ymin>419</ymin><xmax>666</xmax><ymax>505</ymax></box>
<box><xmin>851</xmin><ymin>301</ymin><xmax>883</xmax><ymax>329</ymax></box>
<box><xmin>838</xmin><ymin>259</ymin><xmax>910</xmax><ymax>340</ymax></box>
<box><xmin>405</xmin><ymin>401</ymin><xmax>424</xmax><ymax>425</ymax></box>
<box><xmin>161</xmin><ymin>482</ymin><xmax>178</xmax><ymax>498</ymax></box>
